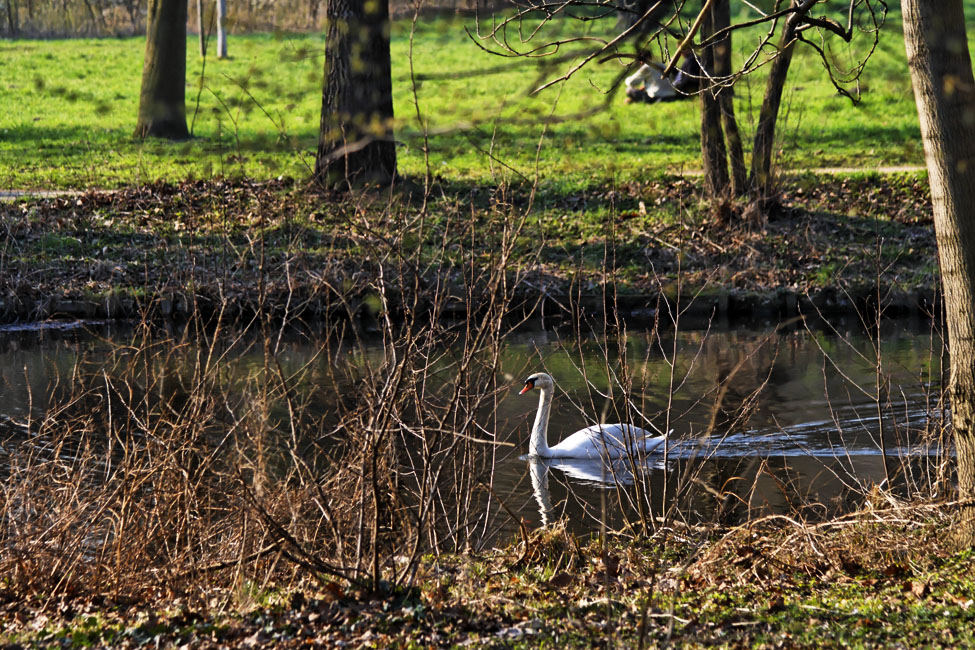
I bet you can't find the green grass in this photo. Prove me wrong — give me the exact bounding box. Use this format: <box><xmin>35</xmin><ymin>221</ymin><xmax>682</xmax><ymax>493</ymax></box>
<box><xmin>1</xmin><ymin>9</ymin><xmax>972</xmax><ymax>190</ymax></box>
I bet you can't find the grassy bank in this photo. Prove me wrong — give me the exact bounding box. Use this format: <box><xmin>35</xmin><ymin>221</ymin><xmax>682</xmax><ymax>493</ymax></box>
<box><xmin>0</xmin><ymin>173</ymin><xmax>938</xmax><ymax>325</ymax></box>
<box><xmin>4</xmin><ymin>8</ymin><xmax>971</xmax><ymax>190</ymax></box>
<box><xmin>3</xmin><ymin>503</ymin><xmax>973</xmax><ymax>648</ymax></box>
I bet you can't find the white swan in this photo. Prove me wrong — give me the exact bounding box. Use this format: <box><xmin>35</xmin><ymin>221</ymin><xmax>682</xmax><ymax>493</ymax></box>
<box><xmin>519</xmin><ymin>372</ymin><xmax>668</xmax><ymax>458</ymax></box>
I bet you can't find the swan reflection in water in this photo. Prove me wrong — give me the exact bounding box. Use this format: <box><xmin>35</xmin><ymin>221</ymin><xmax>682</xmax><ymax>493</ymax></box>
<box><xmin>517</xmin><ymin>372</ymin><xmax>674</xmax><ymax>525</ymax></box>
<box><xmin>527</xmin><ymin>454</ymin><xmax>668</xmax><ymax>526</ymax></box>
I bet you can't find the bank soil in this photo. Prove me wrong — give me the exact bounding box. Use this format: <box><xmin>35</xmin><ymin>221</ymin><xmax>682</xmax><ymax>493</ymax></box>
<box><xmin>0</xmin><ymin>174</ymin><xmax>936</xmax><ymax>325</ymax></box>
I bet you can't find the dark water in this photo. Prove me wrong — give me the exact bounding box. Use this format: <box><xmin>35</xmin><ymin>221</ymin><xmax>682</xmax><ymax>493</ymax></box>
<box><xmin>489</xmin><ymin>320</ymin><xmax>947</xmax><ymax>537</ymax></box>
<box><xmin>0</xmin><ymin>318</ymin><xmax>949</xmax><ymax>540</ymax></box>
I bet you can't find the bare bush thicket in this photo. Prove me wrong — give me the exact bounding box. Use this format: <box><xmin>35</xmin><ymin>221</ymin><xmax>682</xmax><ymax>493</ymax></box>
<box><xmin>0</xmin><ymin>181</ymin><xmax>553</xmax><ymax>602</ymax></box>
<box><xmin>0</xmin><ymin>171</ymin><xmax>954</xmax><ymax>608</ymax></box>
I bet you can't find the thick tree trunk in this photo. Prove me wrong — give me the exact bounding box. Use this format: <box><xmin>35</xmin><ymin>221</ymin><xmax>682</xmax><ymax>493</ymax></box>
<box><xmin>712</xmin><ymin>0</ymin><xmax>746</xmax><ymax>196</ymax></box>
<box><xmin>749</xmin><ymin>22</ymin><xmax>797</xmax><ymax>199</ymax></box>
<box><xmin>902</xmin><ymin>0</ymin><xmax>975</xmax><ymax>546</ymax></box>
<box><xmin>700</xmin><ymin>2</ymin><xmax>729</xmax><ymax>198</ymax></box>
<box><xmin>314</xmin><ymin>0</ymin><xmax>396</xmax><ymax>187</ymax></box>
<box><xmin>134</xmin><ymin>0</ymin><xmax>189</xmax><ymax>139</ymax></box>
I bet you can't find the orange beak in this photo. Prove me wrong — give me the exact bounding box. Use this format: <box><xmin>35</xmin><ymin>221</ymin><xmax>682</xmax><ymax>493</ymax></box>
<box><xmin>519</xmin><ymin>381</ymin><xmax>533</xmax><ymax>395</ymax></box>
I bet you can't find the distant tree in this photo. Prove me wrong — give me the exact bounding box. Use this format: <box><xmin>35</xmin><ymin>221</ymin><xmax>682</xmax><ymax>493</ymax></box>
<box><xmin>216</xmin><ymin>0</ymin><xmax>227</xmax><ymax>59</ymax></box>
<box><xmin>5</xmin><ymin>0</ymin><xmax>18</xmax><ymax>34</ymax></box>
<box><xmin>902</xmin><ymin>0</ymin><xmax>975</xmax><ymax>546</ymax></box>
<box><xmin>710</xmin><ymin>0</ymin><xmax>746</xmax><ymax>197</ymax></box>
<box><xmin>748</xmin><ymin>3</ymin><xmax>802</xmax><ymax>199</ymax></box>
<box><xmin>314</xmin><ymin>0</ymin><xmax>396</xmax><ymax>187</ymax></box>
<box><xmin>197</xmin><ymin>0</ymin><xmax>206</xmax><ymax>56</ymax></box>
<box><xmin>747</xmin><ymin>0</ymin><xmax>864</xmax><ymax>200</ymax></box>
<box><xmin>195</xmin><ymin>0</ymin><xmax>227</xmax><ymax>58</ymax></box>
<box><xmin>477</xmin><ymin>0</ymin><xmax>882</xmax><ymax>205</ymax></box>
<box><xmin>675</xmin><ymin>0</ymin><xmax>878</xmax><ymax>202</ymax></box>
<box><xmin>698</xmin><ymin>0</ymin><xmax>735</xmax><ymax>198</ymax></box>
<box><xmin>134</xmin><ymin>0</ymin><xmax>189</xmax><ymax>139</ymax></box>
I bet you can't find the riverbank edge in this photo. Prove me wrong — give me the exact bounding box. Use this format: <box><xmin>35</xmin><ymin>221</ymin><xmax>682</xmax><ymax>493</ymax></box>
<box><xmin>0</xmin><ymin>173</ymin><xmax>940</xmax><ymax>329</ymax></box>
<box><xmin>0</xmin><ymin>282</ymin><xmax>941</xmax><ymax>329</ymax></box>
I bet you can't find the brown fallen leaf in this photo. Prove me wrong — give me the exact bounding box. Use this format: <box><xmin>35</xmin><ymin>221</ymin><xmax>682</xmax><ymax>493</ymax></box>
<box><xmin>909</xmin><ymin>580</ymin><xmax>928</xmax><ymax>598</ymax></box>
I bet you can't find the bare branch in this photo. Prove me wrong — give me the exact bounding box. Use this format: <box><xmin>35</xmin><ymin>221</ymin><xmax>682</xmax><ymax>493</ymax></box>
<box><xmin>530</xmin><ymin>0</ymin><xmax>668</xmax><ymax>93</ymax></box>
<box><xmin>801</xmin><ymin>15</ymin><xmax>851</xmax><ymax>40</ymax></box>
<box><xmin>660</xmin><ymin>0</ymin><xmax>713</xmax><ymax>78</ymax></box>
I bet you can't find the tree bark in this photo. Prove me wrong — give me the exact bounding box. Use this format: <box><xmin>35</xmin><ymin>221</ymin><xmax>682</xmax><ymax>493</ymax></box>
<box><xmin>748</xmin><ymin>0</ymin><xmax>826</xmax><ymax>199</ymax></box>
<box><xmin>5</xmin><ymin>0</ymin><xmax>17</xmax><ymax>35</ymax></box>
<box><xmin>749</xmin><ymin>19</ymin><xmax>797</xmax><ymax>199</ymax></box>
<box><xmin>134</xmin><ymin>0</ymin><xmax>189</xmax><ymax>140</ymax></box>
<box><xmin>197</xmin><ymin>0</ymin><xmax>206</xmax><ymax>57</ymax></box>
<box><xmin>314</xmin><ymin>0</ymin><xmax>396</xmax><ymax>187</ymax></box>
<box><xmin>81</xmin><ymin>0</ymin><xmax>100</xmax><ymax>33</ymax></box>
<box><xmin>712</xmin><ymin>0</ymin><xmax>746</xmax><ymax>196</ymax></box>
<box><xmin>902</xmin><ymin>0</ymin><xmax>975</xmax><ymax>546</ymax></box>
<box><xmin>700</xmin><ymin>1</ymin><xmax>729</xmax><ymax>198</ymax></box>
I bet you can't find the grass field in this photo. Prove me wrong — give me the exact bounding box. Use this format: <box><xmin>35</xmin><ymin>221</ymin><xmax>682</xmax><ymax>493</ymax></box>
<box><xmin>2</xmin><ymin>6</ymin><xmax>964</xmax><ymax>191</ymax></box>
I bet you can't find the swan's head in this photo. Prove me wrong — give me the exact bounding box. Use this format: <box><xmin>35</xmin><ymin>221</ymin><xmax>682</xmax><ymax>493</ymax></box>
<box><xmin>519</xmin><ymin>372</ymin><xmax>554</xmax><ymax>394</ymax></box>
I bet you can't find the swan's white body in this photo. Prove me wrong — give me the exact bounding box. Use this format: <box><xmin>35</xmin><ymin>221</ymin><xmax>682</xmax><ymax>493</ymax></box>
<box><xmin>520</xmin><ymin>372</ymin><xmax>667</xmax><ymax>459</ymax></box>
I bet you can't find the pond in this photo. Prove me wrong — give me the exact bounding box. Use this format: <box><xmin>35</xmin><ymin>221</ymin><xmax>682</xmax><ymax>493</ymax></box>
<box><xmin>0</xmin><ymin>316</ymin><xmax>949</xmax><ymax>546</ymax></box>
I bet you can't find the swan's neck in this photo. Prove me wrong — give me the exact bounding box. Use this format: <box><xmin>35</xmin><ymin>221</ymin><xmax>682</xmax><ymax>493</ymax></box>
<box><xmin>530</xmin><ymin>386</ymin><xmax>553</xmax><ymax>457</ymax></box>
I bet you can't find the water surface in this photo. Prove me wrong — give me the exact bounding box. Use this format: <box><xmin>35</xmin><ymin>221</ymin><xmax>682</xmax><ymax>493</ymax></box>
<box><xmin>0</xmin><ymin>318</ymin><xmax>949</xmax><ymax>541</ymax></box>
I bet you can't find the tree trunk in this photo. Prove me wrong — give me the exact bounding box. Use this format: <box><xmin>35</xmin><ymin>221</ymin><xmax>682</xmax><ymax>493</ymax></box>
<box><xmin>700</xmin><ymin>1</ymin><xmax>729</xmax><ymax>198</ymax></box>
<box><xmin>197</xmin><ymin>0</ymin><xmax>206</xmax><ymax>57</ymax></box>
<box><xmin>134</xmin><ymin>0</ymin><xmax>189</xmax><ymax>139</ymax></box>
<box><xmin>81</xmin><ymin>0</ymin><xmax>103</xmax><ymax>34</ymax></box>
<box><xmin>216</xmin><ymin>0</ymin><xmax>227</xmax><ymax>59</ymax></box>
<box><xmin>749</xmin><ymin>9</ymin><xmax>802</xmax><ymax>199</ymax></box>
<box><xmin>308</xmin><ymin>0</ymin><xmax>320</xmax><ymax>28</ymax></box>
<box><xmin>712</xmin><ymin>0</ymin><xmax>746</xmax><ymax>196</ymax></box>
<box><xmin>902</xmin><ymin>0</ymin><xmax>975</xmax><ymax>546</ymax></box>
<box><xmin>314</xmin><ymin>0</ymin><xmax>396</xmax><ymax>187</ymax></box>
<box><xmin>5</xmin><ymin>0</ymin><xmax>17</xmax><ymax>35</ymax></box>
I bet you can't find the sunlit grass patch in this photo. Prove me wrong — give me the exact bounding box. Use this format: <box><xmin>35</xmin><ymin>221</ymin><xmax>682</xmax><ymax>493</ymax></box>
<box><xmin>2</xmin><ymin>9</ymin><xmax>967</xmax><ymax>190</ymax></box>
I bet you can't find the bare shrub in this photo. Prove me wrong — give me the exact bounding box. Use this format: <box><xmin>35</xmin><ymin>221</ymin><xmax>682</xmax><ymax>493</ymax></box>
<box><xmin>0</xmin><ymin>177</ymin><xmax>545</xmax><ymax>604</ymax></box>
